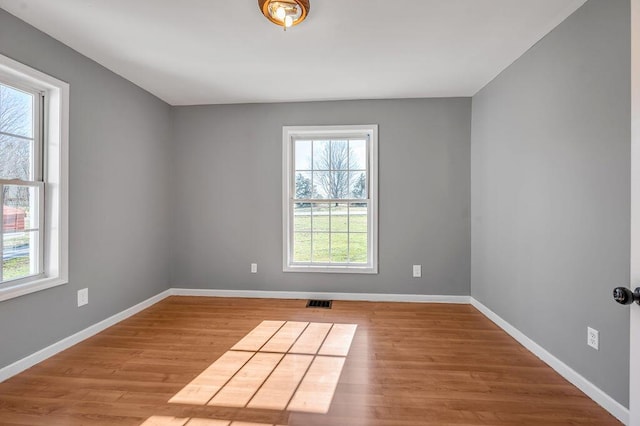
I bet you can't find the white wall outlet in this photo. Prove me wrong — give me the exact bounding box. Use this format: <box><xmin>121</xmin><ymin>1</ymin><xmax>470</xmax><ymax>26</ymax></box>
<box><xmin>251</xmin><ymin>263</ymin><xmax>258</xmax><ymax>274</ymax></box>
<box><xmin>587</xmin><ymin>327</ymin><xmax>599</xmax><ymax>350</ymax></box>
<box><xmin>412</xmin><ymin>265</ymin><xmax>421</xmax><ymax>278</ymax></box>
<box><xmin>77</xmin><ymin>288</ymin><xmax>88</xmax><ymax>307</ymax></box>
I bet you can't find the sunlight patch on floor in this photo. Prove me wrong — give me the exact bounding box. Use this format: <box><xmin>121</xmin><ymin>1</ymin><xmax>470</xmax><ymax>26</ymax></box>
<box><xmin>167</xmin><ymin>320</ymin><xmax>357</xmax><ymax>414</ymax></box>
<box><xmin>140</xmin><ymin>416</ymin><xmax>286</xmax><ymax>426</ymax></box>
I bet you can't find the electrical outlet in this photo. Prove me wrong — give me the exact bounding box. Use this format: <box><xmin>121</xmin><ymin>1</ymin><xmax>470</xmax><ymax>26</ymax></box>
<box><xmin>251</xmin><ymin>263</ymin><xmax>258</xmax><ymax>273</ymax></box>
<box><xmin>77</xmin><ymin>288</ymin><xmax>88</xmax><ymax>307</ymax></box>
<box><xmin>412</xmin><ymin>265</ymin><xmax>421</xmax><ymax>278</ymax></box>
<box><xmin>587</xmin><ymin>327</ymin><xmax>599</xmax><ymax>350</ymax></box>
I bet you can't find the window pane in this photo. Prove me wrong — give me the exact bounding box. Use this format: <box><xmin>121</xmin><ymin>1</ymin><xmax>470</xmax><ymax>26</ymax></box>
<box><xmin>0</xmin><ymin>134</ymin><xmax>33</xmax><ymax>180</ymax></box>
<box><xmin>3</xmin><ymin>185</ymin><xmax>39</xmax><ymax>231</ymax></box>
<box><xmin>0</xmin><ymin>84</ymin><xmax>33</xmax><ymax>138</ymax></box>
<box><xmin>330</xmin><ymin>140</ymin><xmax>349</xmax><ymax>170</ymax></box>
<box><xmin>315</xmin><ymin>171</ymin><xmax>351</xmax><ymax>200</ymax></box>
<box><xmin>350</xmin><ymin>139</ymin><xmax>367</xmax><ymax>170</ymax></box>
<box><xmin>2</xmin><ymin>231</ymin><xmax>38</xmax><ymax>281</ymax></box>
<box><xmin>293</xmin><ymin>232</ymin><xmax>311</xmax><ymax>262</ymax></box>
<box><xmin>329</xmin><ymin>171</ymin><xmax>350</xmax><ymax>199</ymax></box>
<box><xmin>294</xmin><ymin>140</ymin><xmax>312</xmax><ymax>171</ymax></box>
<box><xmin>349</xmin><ymin>204</ymin><xmax>368</xmax><ymax>233</ymax></box>
<box><xmin>293</xmin><ymin>204</ymin><xmax>311</xmax><ymax>232</ymax></box>
<box><xmin>312</xmin><ymin>233</ymin><xmax>330</xmax><ymax>262</ymax></box>
<box><xmin>349</xmin><ymin>233</ymin><xmax>367</xmax><ymax>263</ymax></box>
<box><xmin>294</xmin><ymin>206</ymin><xmax>311</xmax><ymax>232</ymax></box>
<box><xmin>294</xmin><ymin>172</ymin><xmax>313</xmax><ymax>199</ymax></box>
<box><xmin>311</xmin><ymin>203</ymin><xmax>329</xmax><ymax>232</ymax></box>
<box><xmin>350</xmin><ymin>171</ymin><xmax>366</xmax><ymax>199</ymax></box>
<box><xmin>330</xmin><ymin>233</ymin><xmax>348</xmax><ymax>263</ymax></box>
<box><xmin>313</xmin><ymin>171</ymin><xmax>330</xmax><ymax>199</ymax></box>
<box><xmin>331</xmin><ymin>203</ymin><xmax>348</xmax><ymax>232</ymax></box>
<box><xmin>312</xmin><ymin>140</ymin><xmax>330</xmax><ymax>170</ymax></box>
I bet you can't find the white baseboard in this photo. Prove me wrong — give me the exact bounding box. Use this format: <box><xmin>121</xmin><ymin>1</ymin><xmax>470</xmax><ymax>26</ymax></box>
<box><xmin>0</xmin><ymin>289</ymin><xmax>172</xmax><ymax>383</ymax></box>
<box><xmin>470</xmin><ymin>298</ymin><xmax>629</xmax><ymax>425</ymax></box>
<box><xmin>170</xmin><ymin>288</ymin><xmax>471</xmax><ymax>304</ymax></box>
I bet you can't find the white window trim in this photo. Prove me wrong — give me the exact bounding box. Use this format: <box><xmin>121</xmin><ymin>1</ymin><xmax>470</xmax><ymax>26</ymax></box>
<box><xmin>0</xmin><ymin>53</ymin><xmax>69</xmax><ymax>302</ymax></box>
<box><xmin>282</xmin><ymin>124</ymin><xmax>378</xmax><ymax>274</ymax></box>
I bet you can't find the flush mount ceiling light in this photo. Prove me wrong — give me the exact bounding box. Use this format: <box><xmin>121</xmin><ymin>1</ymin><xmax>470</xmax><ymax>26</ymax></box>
<box><xmin>259</xmin><ymin>0</ymin><xmax>310</xmax><ymax>31</ymax></box>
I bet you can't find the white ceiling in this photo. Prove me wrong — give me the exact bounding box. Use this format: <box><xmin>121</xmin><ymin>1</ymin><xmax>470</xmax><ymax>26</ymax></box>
<box><xmin>0</xmin><ymin>0</ymin><xmax>587</xmax><ymax>106</ymax></box>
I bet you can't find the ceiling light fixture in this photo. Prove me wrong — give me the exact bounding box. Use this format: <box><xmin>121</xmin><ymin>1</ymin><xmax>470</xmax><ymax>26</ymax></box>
<box><xmin>259</xmin><ymin>0</ymin><xmax>310</xmax><ymax>31</ymax></box>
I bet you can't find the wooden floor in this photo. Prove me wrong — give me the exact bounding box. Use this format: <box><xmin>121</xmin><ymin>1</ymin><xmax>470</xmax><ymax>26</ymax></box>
<box><xmin>0</xmin><ymin>296</ymin><xmax>621</xmax><ymax>425</ymax></box>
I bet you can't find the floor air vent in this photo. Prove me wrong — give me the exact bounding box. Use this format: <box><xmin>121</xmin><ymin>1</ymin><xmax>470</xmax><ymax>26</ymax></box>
<box><xmin>306</xmin><ymin>299</ymin><xmax>332</xmax><ymax>309</ymax></box>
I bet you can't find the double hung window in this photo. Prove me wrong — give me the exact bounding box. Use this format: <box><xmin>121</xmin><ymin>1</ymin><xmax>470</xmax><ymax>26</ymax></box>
<box><xmin>283</xmin><ymin>125</ymin><xmax>378</xmax><ymax>273</ymax></box>
<box><xmin>0</xmin><ymin>53</ymin><xmax>69</xmax><ymax>301</ymax></box>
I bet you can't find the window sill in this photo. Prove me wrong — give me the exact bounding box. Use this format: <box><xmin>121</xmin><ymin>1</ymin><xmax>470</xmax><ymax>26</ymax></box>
<box><xmin>0</xmin><ymin>276</ymin><xmax>68</xmax><ymax>302</ymax></box>
<box><xmin>284</xmin><ymin>265</ymin><xmax>378</xmax><ymax>274</ymax></box>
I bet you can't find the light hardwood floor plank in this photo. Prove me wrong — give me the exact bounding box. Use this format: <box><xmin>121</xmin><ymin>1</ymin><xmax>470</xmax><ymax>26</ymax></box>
<box><xmin>259</xmin><ymin>322</ymin><xmax>308</xmax><ymax>353</ymax></box>
<box><xmin>247</xmin><ymin>354</ymin><xmax>313</xmax><ymax>410</ymax></box>
<box><xmin>185</xmin><ymin>419</ymin><xmax>230</xmax><ymax>426</ymax></box>
<box><xmin>140</xmin><ymin>416</ymin><xmax>189</xmax><ymax>426</ymax></box>
<box><xmin>289</xmin><ymin>323</ymin><xmax>332</xmax><ymax>355</ymax></box>
<box><xmin>169</xmin><ymin>351</ymin><xmax>253</xmax><ymax>405</ymax></box>
<box><xmin>231</xmin><ymin>321</ymin><xmax>285</xmax><ymax>352</ymax></box>
<box><xmin>317</xmin><ymin>323</ymin><xmax>357</xmax><ymax>356</ymax></box>
<box><xmin>208</xmin><ymin>353</ymin><xmax>283</xmax><ymax>408</ymax></box>
<box><xmin>287</xmin><ymin>356</ymin><xmax>345</xmax><ymax>414</ymax></box>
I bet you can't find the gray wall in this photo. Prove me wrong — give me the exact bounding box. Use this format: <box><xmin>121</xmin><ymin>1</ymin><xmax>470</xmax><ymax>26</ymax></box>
<box><xmin>0</xmin><ymin>9</ymin><xmax>172</xmax><ymax>368</ymax></box>
<box><xmin>471</xmin><ymin>0</ymin><xmax>630</xmax><ymax>406</ymax></box>
<box><xmin>171</xmin><ymin>99</ymin><xmax>471</xmax><ymax>296</ymax></box>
